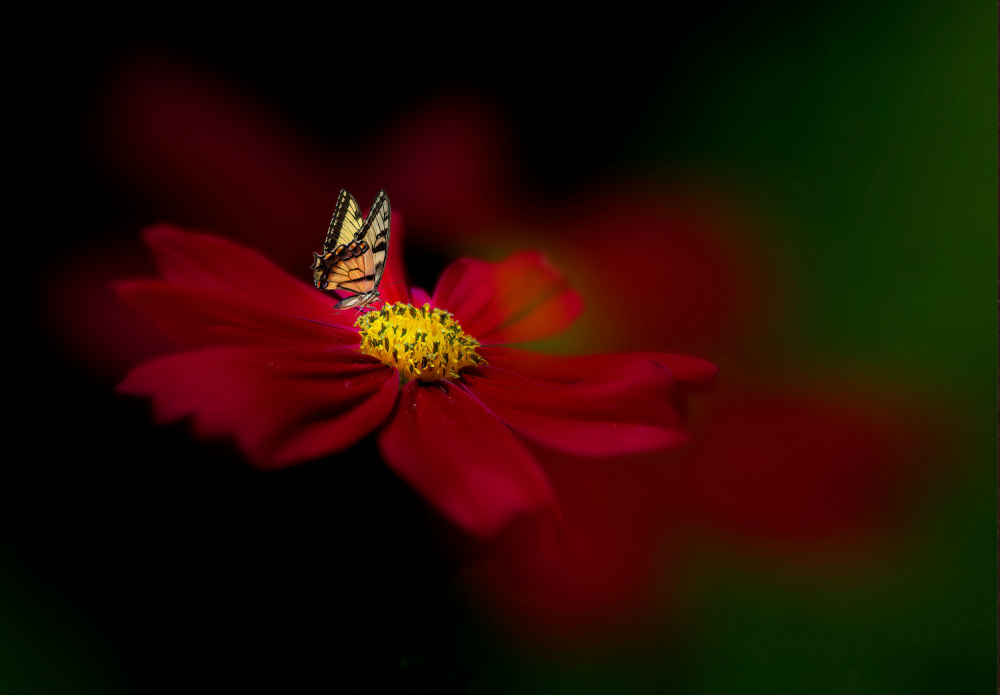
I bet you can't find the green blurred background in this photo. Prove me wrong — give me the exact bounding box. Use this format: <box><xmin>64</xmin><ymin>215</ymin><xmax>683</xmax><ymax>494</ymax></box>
<box><xmin>13</xmin><ymin>1</ymin><xmax>995</xmax><ymax>692</ymax></box>
<box><xmin>634</xmin><ymin>3</ymin><xmax>995</xmax><ymax>692</ymax></box>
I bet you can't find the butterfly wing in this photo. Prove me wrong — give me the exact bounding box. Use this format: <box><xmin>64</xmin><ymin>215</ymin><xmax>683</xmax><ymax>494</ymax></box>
<box><xmin>312</xmin><ymin>189</ymin><xmax>371</xmax><ymax>293</ymax></box>
<box><xmin>311</xmin><ymin>190</ymin><xmax>391</xmax><ymax>308</ymax></box>
<box><xmin>361</xmin><ymin>189</ymin><xmax>391</xmax><ymax>289</ymax></box>
<box><xmin>324</xmin><ymin>189</ymin><xmax>364</xmax><ymax>253</ymax></box>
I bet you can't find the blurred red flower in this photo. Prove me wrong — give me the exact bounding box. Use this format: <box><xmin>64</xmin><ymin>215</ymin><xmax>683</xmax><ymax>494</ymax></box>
<box><xmin>117</xmin><ymin>224</ymin><xmax>715</xmax><ymax>538</ymax></box>
<box><xmin>463</xmin><ymin>380</ymin><xmax>924</xmax><ymax>644</ymax></box>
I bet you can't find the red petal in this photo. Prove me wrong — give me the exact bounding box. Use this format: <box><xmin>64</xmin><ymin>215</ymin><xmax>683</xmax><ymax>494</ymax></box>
<box><xmin>461</xmin><ymin>363</ymin><xmax>689</xmax><ymax>456</ymax></box>
<box><xmin>479</xmin><ymin>347</ymin><xmax>717</xmax><ymax>385</ymax></box>
<box><xmin>674</xmin><ymin>387</ymin><xmax>918</xmax><ymax>545</ymax></box>
<box><xmin>621</xmin><ymin>352</ymin><xmax>718</xmax><ymax>384</ymax></box>
<box><xmin>431</xmin><ymin>252</ymin><xmax>583</xmax><ymax>345</ymax></box>
<box><xmin>118</xmin><ymin>346</ymin><xmax>398</xmax><ymax>468</ymax></box>
<box><xmin>527</xmin><ymin>189</ymin><xmax>767</xmax><ymax>354</ymax></box>
<box><xmin>378</xmin><ymin>381</ymin><xmax>559</xmax><ymax>538</ymax></box>
<box><xmin>116</xmin><ymin>280</ymin><xmax>358</xmax><ymax>350</ymax></box>
<box><xmin>462</xmin><ymin>449</ymin><xmax>683</xmax><ymax>642</ymax></box>
<box><xmin>410</xmin><ymin>286</ymin><xmax>432</xmax><ymax>307</ymax></box>
<box><xmin>142</xmin><ymin>225</ymin><xmax>353</xmax><ymax>327</ymax></box>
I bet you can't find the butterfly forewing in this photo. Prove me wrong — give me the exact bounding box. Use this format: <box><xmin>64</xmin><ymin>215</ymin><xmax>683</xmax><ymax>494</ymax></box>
<box><xmin>324</xmin><ymin>190</ymin><xmax>364</xmax><ymax>252</ymax></box>
<box><xmin>362</xmin><ymin>189</ymin><xmax>391</xmax><ymax>287</ymax></box>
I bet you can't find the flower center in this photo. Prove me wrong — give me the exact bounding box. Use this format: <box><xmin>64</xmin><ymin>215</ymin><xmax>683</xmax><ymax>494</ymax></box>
<box><xmin>355</xmin><ymin>303</ymin><xmax>486</xmax><ymax>382</ymax></box>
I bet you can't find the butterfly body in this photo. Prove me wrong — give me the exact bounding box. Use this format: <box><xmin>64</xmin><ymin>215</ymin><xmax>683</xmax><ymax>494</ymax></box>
<box><xmin>310</xmin><ymin>189</ymin><xmax>390</xmax><ymax>311</ymax></box>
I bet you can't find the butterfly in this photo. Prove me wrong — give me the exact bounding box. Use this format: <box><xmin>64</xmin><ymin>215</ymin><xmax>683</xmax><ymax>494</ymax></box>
<box><xmin>310</xmin><ymin>189</ymin><xmax>391</xmax><ymax>311</ymax></box>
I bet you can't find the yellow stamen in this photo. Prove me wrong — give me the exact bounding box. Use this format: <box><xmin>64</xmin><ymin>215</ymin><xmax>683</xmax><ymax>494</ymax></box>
<box><xmin>355</xmin><ymin>303</ymin><xmax>486</xmax><ymax>383</ymax></box>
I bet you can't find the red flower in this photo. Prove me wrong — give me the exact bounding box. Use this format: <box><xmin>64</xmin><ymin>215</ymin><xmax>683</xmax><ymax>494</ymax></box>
<box><xmin>116</xmin><ymin>222</ymin><xmax>716</xmax><ymax>538</ymax></box>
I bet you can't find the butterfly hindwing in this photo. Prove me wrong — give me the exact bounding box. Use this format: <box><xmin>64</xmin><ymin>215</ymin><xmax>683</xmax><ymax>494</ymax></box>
<box><xmin>322</xmin><ymin>250</ymin><xmax>374</xmax><ymax>291</ymax></box>
<box><xmin>311</xmin><ymin>189</ymin><xmax>391</xmax><ymax>310</ymax></box>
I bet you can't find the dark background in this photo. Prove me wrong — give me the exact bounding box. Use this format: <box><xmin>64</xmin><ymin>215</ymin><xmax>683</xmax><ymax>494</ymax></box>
<box><xmin>11</xmin><ymin>4</ymin><xmax>995</xmax><ymax>693</ymax></box>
